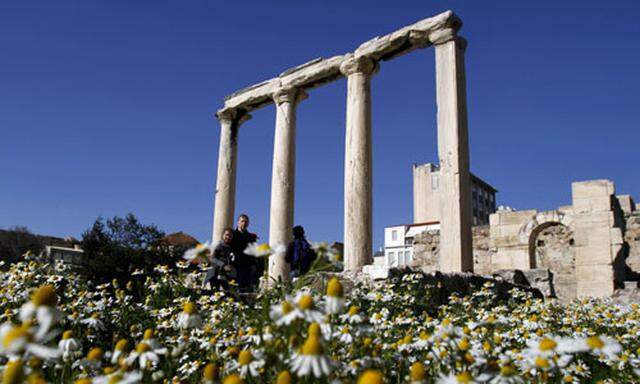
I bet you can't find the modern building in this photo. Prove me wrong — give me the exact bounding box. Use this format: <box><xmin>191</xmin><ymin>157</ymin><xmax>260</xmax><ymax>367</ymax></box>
<box><xmin>376</xmin><ymin>221</ymin><xmax>440</xmax><ymax>268</ymax></box>
<box><xmin>46</xmin><ymin>244</ymin><xmax>84</xmax><ymax>267</ymax></box>
<box><xmin>413</xmin><ymin>163</ymin><xmax>498</xmax><ymax>225</ymax></box>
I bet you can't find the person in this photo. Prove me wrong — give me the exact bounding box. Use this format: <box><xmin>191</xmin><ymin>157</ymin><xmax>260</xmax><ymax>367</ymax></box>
<box><xmin>231</xmin><ymin>214</ymin><xmax>258</xmax><ymax>291</ymax></box>
<box><xmin>285</xmin><ymin>226</ymin><xmax>316</xmax><ymax>278</ymax></box>
<box><xmin>204</xmin><ymin>228</ymin><xmax>237</xmax><ymax>291</ymax></box>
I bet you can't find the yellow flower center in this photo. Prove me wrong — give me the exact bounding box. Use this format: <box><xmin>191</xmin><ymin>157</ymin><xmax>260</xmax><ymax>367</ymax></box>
<box><xmin>143</xmin><ymin>329</ymin><xmax>154</xmax><ymax>340</ymax></box>
<box><xmin>301</xmin><ymin>336</ymin><xmax>323</xmax><ymax>356</ymax></box>
<box><xmin>539</xmin><ymin>337</ymin><xmax>557</xmax><ymax>351</ymax></box>
<box><xmin>183</xmin><ymin>301</ymin><xmax>197</xmax><ymax>315</ymax></box>
<box><xmin>326</xmin><ymin>277</ymin><xmax>344</xmax><ymax>297</ymax></box>
<box><xmin>2</xmin><ymin>359</ymin><xmax>24</xmax><ymax>384</ymax></box>
<box><xmin>31</xmin><ymin>285</ymin><xmax>57</xmax><ymax>307</ymax></box>
<box><xmin>298</xmin><ymin>295</ymin><xmax>314</xmax><ymax>311</ymax></box>
<box><xmin>348</xmin><ymin>306</ymin><xmax>359</xmax><ymax>317</ymax></box>
<box><xmin>458</xmin><ymin>338</ymin><xmax>470</xmax><ymax>351</ymax></box>
<box><xmin>203</xmin><ymin>363</ymin><xmax>218</xmax><ymax>380</ymax></box>
<box><xmin>308</xmin><ymin>323</ymin><xmax>321</xmax><ymax>337</ymax></box>
<box><xmin>87</xmin><ymin>347</ymin><xmax>104</xmax><ymax>361</ymax></box>
<box><xmin>257</xmin><ymin>244</ymin><xmax>270</xmax><ymax>253</ymax></box>
<box><xmin>62</xmin><ymin>330</ymin><xmax>74</xmax><ymax>340</ymax></box>
<box><xmin>357</xmin><ymin>369</ymin><xmax>383</xmax><ymax>384</ymax></box>
<box><xmin>222</xmin><ymin>374</ymin><xmax>243</xmax><ymax>384</ymax></box>
<box><xmin>500</xmin><ymin>364</ymin><xmax>516</xmax><ymax>377</ymax></box>
<box><xmin>281</xmin><ymin>301</ymin><xmax>294</xmax><ymax>315</ymax></box>
<box><xmin>276</xmin><ymin>370</ymin><xmax>292</xmax><ymax>384</ymax></box>
<box><xmin>2</xmin><ymin>327</ymin><xmax>31</xmax><ymax>348</ymax></box>
<box><xmin>535</xmin><ymin>357</ymin><xmax>550</xmax><ymax>369</ymax></box>
<box><xmin>238</xmin><ymin>350</ymin><xmax>252</xmax><ymax>366</ymax></box>
<box><xmin>456</xmin><ymin>372</ymin><xmax>473</xmax><ymax>383</ymax></box>
<box><xmin>106</xmin><ymin>373</ymin><xmax>124</xmax><ymax>384</ymax></box>
<box><xmin>136</xmin><ymin>343</ymin><xmax>151</xmax><ymax>353</ymax></box>
<box><xmin>74</xmin><ymin>379</ymin><xmax>92</xmax><ymax>384</ymax></box>
<box><xmin>115</xmin><ymin>339</ymin><xmax>129</xmax><ymax>352</ymax></box>
<box><xmin>410</xmin><ymin>362</ymin><xmax>426</xmax><ymax>381</ymax></box>
<box><xmin>586</xmin><ymin>336</ymin><xmax>604</xmax><ymax>349</ymax></box>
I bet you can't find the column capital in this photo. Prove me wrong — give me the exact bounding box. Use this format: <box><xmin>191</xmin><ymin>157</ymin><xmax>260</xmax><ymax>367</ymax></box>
<box><xmin>215</xmin><ymin>108</ymin><xmax>252</xmax><ymax>126</ymax></box>
<box><xmin>339</xmin><ymin>55</ymin><xmax>378</xmax><ymax>77</ymax></box>
<box><xmin>428</xmin><ymin>28</ymin><xmax>467</xmax><ymax>51</ymax></box>
<box><xmin>272</xmin><ymin>87</ymin><xmax>308</xmax><ymax>106</ymax></box>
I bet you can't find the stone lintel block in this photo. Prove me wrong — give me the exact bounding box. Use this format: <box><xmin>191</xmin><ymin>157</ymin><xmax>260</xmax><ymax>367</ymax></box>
<box><xmin>280</xmin><ymin>55</ymin><xmax>345</xmax><ymax>89</ymax></box>
<box><xmin>355</xmin><ymin>10</ymin><xmax>458</xmax><ymax>60</ymax></box>
<box><xmin>224</xmin><ymin>79</ymin><xmax>280</xmax><ymax>111</ymax></box>
<box><xmin>220</xmin><ymin>10</ymin><xmax>461</xmax><ymax>113</ymax></box>
<box><xmin>492</xmin><ymin>236</ymin><xmax>526</xmax><ymax>248</ymax></box>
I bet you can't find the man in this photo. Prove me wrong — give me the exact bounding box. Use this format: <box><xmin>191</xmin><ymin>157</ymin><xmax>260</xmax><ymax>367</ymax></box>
<box><xmin>231</xmin><ymin>214</ymin><xmax>258</xmax><ymax>291</ymax></box>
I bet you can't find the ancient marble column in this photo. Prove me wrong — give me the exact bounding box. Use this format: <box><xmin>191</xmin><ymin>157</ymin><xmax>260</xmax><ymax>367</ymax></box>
<box><xmin>430</xmin><ymin>28</ymin><xmax>473</xmax><ymax>272</ymax></box>
<box><xmin>268</xmin><ymin>87</ymin><xmax>307</xmax><ymax>282</ymax></box>
<box><xmin>340</xmin><ymin>55</ymin><xmax>377</xmax><ymax>272</ymax></box>
<box><xmin>212</xmin><ymin>108</ymin><xmax>250</xmax><ymax>243</ymax></box>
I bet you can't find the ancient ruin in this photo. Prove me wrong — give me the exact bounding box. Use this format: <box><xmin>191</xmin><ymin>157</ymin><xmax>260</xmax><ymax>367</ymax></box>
<box><xmin>410</xmin><ymin>179</ymin><xmax>639</xmax><ymax>299</ymax></box>
<box><xmin>211</xmin><ymin>11</ymin><xmax>474</xmax><ymax>280</ymax></box>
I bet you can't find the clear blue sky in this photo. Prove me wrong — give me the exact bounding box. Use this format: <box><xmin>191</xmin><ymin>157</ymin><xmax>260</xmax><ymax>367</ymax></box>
<box><xmin>2</xmin><ymin>0</ymin><xmax>639</xmax><ymax>251</ymax></box>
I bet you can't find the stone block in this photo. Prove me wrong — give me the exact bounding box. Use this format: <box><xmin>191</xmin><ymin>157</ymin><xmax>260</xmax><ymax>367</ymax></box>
<box><xmin>572</xmin><ymin>197</ymin><xmax>613</xmax><ymax>214</ymax></box>
<box><xmin>572</xmin><ymin>179</ymin><xmax>615</xmax><ymax>199</ymax></box>
<box><xmin>497</xmin><ymin>210</ymin><xmax>537</xmax><ymax>226</ymax></box>
<box><xmin>575</xmin><ymin>264</ymin><xmax>613</xmax><ymax>283</ymax></box>
<box><xmin>577</xmin><ymin>281</ymin><xmax>614</xmax><ymax>298</ymax></box>
<box><xmin>492</xmin><ymin>248</ymin><xmax>529</xmax><ymax>270</ymax></box>
<box><xmin>616</xmin><ymin>195</ymin><xmax>636</xmax><ymax>213</ymax></box>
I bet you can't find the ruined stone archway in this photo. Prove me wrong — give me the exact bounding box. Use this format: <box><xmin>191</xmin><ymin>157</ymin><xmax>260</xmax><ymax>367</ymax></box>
<box><xmin>528</xmin><ymin>222</ymin><xmax>576</xmax><ymax>300</ymax></box>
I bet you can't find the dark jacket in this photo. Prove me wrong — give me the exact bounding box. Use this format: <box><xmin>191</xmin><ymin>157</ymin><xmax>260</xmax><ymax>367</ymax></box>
<box><xmin>205</xmin><ymin>242</ymin><xmax>236</xmax><ymax>288</ymax></box>
<box><xmin>285</xmin><ymin>237</ymin><xmax>316</xmax><ymax>276</ymax></box>
<box><xmin>231</xmin><ymin>229</ymin><xmax>258</xmax><ymax>289</ymax></box>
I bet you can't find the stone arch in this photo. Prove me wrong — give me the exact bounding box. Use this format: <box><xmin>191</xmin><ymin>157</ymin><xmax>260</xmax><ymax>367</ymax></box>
<box><xmin>526</xmin><ymin>220</ymin><xmax>577</xmax><ymax>299</ymax></box>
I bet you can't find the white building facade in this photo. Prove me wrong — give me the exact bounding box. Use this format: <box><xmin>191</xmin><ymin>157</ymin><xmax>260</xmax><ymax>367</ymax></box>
<box><xmin>378</xmin><ymin>222</ymin><xmax>440</xmax><ymax>268</ymax></box>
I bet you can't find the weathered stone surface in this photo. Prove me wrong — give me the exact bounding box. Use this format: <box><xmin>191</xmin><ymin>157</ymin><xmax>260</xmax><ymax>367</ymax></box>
<box><xmin>342</xmin><ymin>55</ymin><xmax>375</xmax><ymax>272</ymax></box>
<box><xmin>434</xmin><ymin>34</ymin><xmax>473</xmax><ymax>273</ymax></box>
<box><xmin>268</xmin><ymin>88</ymin><xmax>305</xmax><ymax>281</ymax></box>
<box><xmin>221</xmin><ymin>10</ymin><xmax>461</xmax><ymax>113</ymax></box>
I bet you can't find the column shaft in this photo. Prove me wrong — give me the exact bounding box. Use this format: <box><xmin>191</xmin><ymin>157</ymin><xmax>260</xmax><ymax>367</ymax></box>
<box><xmin>341</xmin><ymin>56</ymin><xmax>376</xmax><ymax>271</ymax></box>
<box><xmin>268</xmin><ymin>89</ymin><xmax>304</xmax><ymax>281</ymax></box>
<box><xmin>212</xmin><ymin>111</ymin><xmax>240</xmax><ymax>243</ymax></box>
<box><xmin>434</xmin><ymin>35</ymin><xmax>473</xmax><ymax>272</ymax></box>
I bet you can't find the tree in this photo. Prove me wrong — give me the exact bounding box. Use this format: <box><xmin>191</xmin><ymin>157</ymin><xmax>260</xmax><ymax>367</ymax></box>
<box><xmin>0</xmin><ymin>226</ymin><xmax>44</xmax><ymax>265</ymax></box>
<box><xmin>80</xmin><ymin>213</ymin><xmax>169</xmax><ymax>279</ymax></box>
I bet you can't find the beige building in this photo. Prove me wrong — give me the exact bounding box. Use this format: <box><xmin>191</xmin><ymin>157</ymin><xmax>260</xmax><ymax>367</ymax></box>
<box><xmin>413</xmin><ymin>163</ymin><xmax>497</xmax><ymax>225</ymax></box>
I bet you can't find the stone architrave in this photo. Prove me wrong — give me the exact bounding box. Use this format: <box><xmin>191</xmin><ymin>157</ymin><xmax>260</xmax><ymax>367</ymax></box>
<box><xmin>430</xmin><ymin>28</ymin><xmax>473</xmax><ymax>272</ymax></box>
<box><xmin>340</xmin><ymin>55</ymin><xmax>378</xmax><ymax>271</ymax></box>
<box><xmin>212</xmin><ymin>108</ymin><xmax>250</xmax><ymax>242</ymax></box>
<box><xmin>268</xmin><ymin>88</ymin><xmax>307</xmax><ymax>282</ymax></box>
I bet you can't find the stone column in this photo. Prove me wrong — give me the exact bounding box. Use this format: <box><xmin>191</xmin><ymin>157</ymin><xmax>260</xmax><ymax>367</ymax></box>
<box><xmin>430</xmin><ymin>28</ymin><xmax>473</xmax><ymax>272</ymax></box>
<box><xmin>340</xmin><ymin>55</ymin><xmax>377</xmax><ymax>272</ymax></box>
<box><xmin>268</xmin><ymin>87</ymin><xmax>307</xmax><ymax>282</ymax></box>
<box><xmin>212</xmin><ymin>108</ymin><xmax>250</xmax><ymax>242</ymax></box>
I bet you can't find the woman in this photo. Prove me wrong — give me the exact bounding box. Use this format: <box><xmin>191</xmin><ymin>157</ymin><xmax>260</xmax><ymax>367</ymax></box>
<box><xmin>204</xmin><ymin>228</ymin><xmax>237</xmax><ymax>290</ymax></box>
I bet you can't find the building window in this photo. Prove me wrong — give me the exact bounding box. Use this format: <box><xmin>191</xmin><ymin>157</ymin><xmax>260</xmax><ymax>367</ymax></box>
<box><xmin>431</xmin><ymin>175</ymin><xmax>439</xmax><ymax>190</ymax></box>
<box><xmin>404</xmin><ymin>251</ymin><xmax>411</xmax><ymax>264</ymax></box>
<box><xmin>391</xmin><ymin>230</ymin><xmax>398</xmax><ymax>241</ymax></box>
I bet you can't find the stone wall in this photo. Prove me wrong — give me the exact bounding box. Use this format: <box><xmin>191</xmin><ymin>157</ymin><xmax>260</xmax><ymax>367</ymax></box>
<box><xmin>412</xmin><ymin>226</ymin><xmax>494</xmax><ymax>274</ymax></box>
<box><xmin>411</xmin><ymin>179</ymin><xmax>637</xmax><ymax>300</ymax></box>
